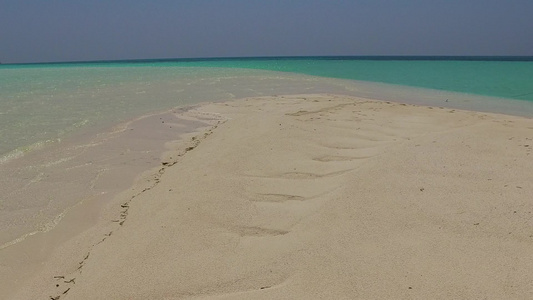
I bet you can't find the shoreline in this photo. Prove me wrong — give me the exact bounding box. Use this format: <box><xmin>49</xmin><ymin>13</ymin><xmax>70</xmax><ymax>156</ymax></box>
<box><xmin>6</xmin><ymin>93</ymin><xmax>533</xmax><ymax>299</ymax></box>
<box><xmin>2</xmin><ymin>67</ymin><xmax>533</xmax><ymax>166</ymax></box>
<box><xmin>0</xmin><ymin>105</ymin><xmax>225</xmax><ymax>299</ymax></box>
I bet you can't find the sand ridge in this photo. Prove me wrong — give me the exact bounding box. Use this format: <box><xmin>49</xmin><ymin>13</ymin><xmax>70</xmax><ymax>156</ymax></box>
<box><xmin>11</xmin><ymin>94</ymin><xmax>533</xmax><ymax>299</ymax></box>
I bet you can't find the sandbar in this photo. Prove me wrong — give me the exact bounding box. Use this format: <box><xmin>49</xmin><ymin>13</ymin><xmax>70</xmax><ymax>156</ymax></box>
<box><xmin>7</xmin><ymin>94</ymin><xmax>533</xmax><ymax>299</ymax></box>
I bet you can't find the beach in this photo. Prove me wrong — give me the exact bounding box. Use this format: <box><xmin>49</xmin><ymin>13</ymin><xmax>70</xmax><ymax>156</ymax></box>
<box><xmin>5</xmin><ymin>94</ymin><xmax>533</xmax><ymax>299</ymax></box>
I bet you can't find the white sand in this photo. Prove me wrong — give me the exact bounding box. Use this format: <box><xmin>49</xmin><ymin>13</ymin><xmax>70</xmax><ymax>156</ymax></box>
<box><xmin>10</xmin><ymin>94</ymin><xmax>533</xmax><ymax>299</ymax></box>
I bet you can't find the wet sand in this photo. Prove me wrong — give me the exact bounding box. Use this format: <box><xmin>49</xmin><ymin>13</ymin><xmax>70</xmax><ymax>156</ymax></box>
<box><xmin>0</xmin><ymin>107</ymin><xmax>221</xmax><ymax>299</ymax></box>
<box><xmin>5</xmin><ymin>94</ymin><xmax>533</xmax><ymax>299</ymax></box>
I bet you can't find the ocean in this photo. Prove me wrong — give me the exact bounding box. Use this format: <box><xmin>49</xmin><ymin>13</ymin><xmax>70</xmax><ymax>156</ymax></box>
<box><xmin>1</xmin><ymin>56</ymin><xmax>532</xmax><ymax>249</ymax></box>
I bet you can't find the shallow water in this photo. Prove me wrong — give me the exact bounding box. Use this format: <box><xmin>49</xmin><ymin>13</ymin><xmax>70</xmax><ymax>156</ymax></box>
<box><xmin>169</xmin><ymin>57</ymin><xmax>533</xmax><ymax>103</ymax></box>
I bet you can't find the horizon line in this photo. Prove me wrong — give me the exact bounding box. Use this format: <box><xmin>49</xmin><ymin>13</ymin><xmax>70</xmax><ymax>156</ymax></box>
<box><xmin>2</xmin><ymin>55</ymin><xmax>533</xmax><ymax>66</ymax></box>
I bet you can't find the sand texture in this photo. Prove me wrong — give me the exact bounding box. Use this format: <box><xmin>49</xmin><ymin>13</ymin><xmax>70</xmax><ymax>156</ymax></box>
<box><xmin>11</xmin><ymin>94</ymin><xmax>533</xmax><ymax>299</ymax></box>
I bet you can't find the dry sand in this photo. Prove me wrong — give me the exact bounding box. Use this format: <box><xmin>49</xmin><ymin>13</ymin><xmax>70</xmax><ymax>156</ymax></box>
<box><xmin>8</xmin><ymin>94</ymin><xmax>533</xmax><ymax>299</ymax></box>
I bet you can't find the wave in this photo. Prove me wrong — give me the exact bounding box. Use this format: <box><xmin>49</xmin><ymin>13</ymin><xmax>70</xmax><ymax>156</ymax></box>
<box><xmin>0</xmin><ymin>209</ymin><xmax>67</xmax><ymax>250</ymax></box>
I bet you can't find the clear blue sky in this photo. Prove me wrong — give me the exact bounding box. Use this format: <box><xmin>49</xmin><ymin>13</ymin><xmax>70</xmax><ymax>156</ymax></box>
<box><xmin>1</xmin><ymin>0</ymin><xmax>532</xmax><ymax>63</ymax></box>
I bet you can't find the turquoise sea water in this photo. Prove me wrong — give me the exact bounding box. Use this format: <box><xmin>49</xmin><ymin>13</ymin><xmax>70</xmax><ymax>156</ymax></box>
<box><xmin>1</xmin><ymin>57</ymin><xmax>533</xmax><ymax>162</ymax></box>
<box><xmin>169</xmin><ymin>57</ymin><xmax>533</xmax><ymax>103</ymax></box>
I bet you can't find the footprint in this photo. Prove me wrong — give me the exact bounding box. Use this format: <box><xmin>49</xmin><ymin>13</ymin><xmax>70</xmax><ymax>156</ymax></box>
<box><xmin>312</xmin><ymin>155</ymin><xmax>366</xmax><ymax>162</ymax></box>
<box><xmin>255</xmin><ymin>193</ymin><xmax>306</xmax><ymax>202</ymax></box>
<box><xmin>231</xmin><ymin>226</ymin><xmax>289</xmax><ymax>237</ymax></box>
<box><xmin>280</xmin><ymin>169</ymin><xmax>353</xmax><ymax>179</ymax></box>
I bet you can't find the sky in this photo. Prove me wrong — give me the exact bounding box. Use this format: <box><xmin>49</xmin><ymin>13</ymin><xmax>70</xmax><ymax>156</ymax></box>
<box><xmin>1</xmin><ymin>0</ymin><xmax>532</xmax><ymax>63</ymax></box>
